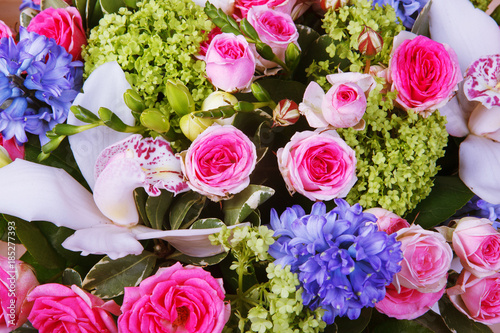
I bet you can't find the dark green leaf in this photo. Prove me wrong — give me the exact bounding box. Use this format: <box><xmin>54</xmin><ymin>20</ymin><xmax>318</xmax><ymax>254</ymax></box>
<box><xmin>439</xmin><ymin>295</ymin><xmax>492</xmax><ymax>333</ymax></box>
<box><xmin>223</xmin><ymin>185</ymin><xmax>274</xmax><ymax>225</ymax></box>
<box><xmin>257</xmin><ymin>79</ymin><xmax>307</xmax><ymax>104</ymax></box>
<box><xmin>373</xmin><ymin>318</ymin><xmax>434</xmax><ymax>333</ymax></box>
<box><xmin>99</xmin><ymin>0</ymin><xmax>126</xmax><ymax>14</ymax></box>
<box><xmin>134</xmin><ymin>188</ymin><xmax>150</xmax><ymax>227</ymax></box>
<box><xmin>411</xmin><ymin>0</ymin><xmax>433</xmax><ymax>37</ymax></box>
<box><xmin>83</xmin><ymin>251</ymin><xmax>157</xmax><ymax>298</ymax></box>
<box><xmin>41</xmin><ymin>0</ymin><xmax>69</xmax><ymax>10</ymax></box>
<box><xmin>295</xmin><ymin>34</ymin><xmax>335</xmax><ymax>82</ymax></box>
<box><xmin>414</xmin><ymin>308</ymin><xmax>453</xmax><ymax>333</ymax></box>
<box><xmin>166</xmin><ymin>250</ymin><xmax>227</xmax><ymax>266</ymax></box>
<box><xmin>123</xmin><ymin>0</ymin><xmax>138</xmax><ymax>8</ymax></box>
<box><xmin>334</xmin><ymin>308</ymin><xmax>372</xmax><ymax>333</ymax></box>
<box><xmin>20</xmin><ymin>10</ymin><xmax>36</xmax><ymax>28</ymax></box>
<box><xmin>191</xmin><ymin>218</ymin><xmax>225</xmax><ymax>229</ymax></box>
<box><xmin>62</xmin><ymin>268</ymin><xmax>83</xmax><ymax>287</ymax></box>
<box><xmin>240</xmin><ymin>18</ymin><xmax>259</xmax><ymax>40</ymax></box>
<box><xmin>12</xmin><ymin>321</ymin><xmax>37</xmax><ymax>332</ymax></box>
<box><xmin>146</xmin><ymin>190</ymin><xmax>173</xmax><ymax>230</ymax></box>
<box><xmin>169</xmin><ymin>191</ymin><xmax>206</xmax><ymax>230</ymax></box>
<box><xmin>20</xmin><ymin>251</ymin><xmax>64</xmax><ymax>283</ymax></box>
<box><xmin>88</xmin><ymin>0</ymin><xmax>103</xmax><ymax>32</ymax></box>
<box><xmin>296</xmin><ymin>24</ymin><xmax>321</xmax><ymax>52</ymax></box>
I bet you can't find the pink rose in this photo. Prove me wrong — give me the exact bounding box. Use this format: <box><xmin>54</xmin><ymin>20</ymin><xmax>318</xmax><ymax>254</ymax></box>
<box><xmin>389</xmin><ymin>31</ymin><xmax>461</xmax><ymax>117</ymax></box>
<box><xmin>452</xmin><ymin>217</ymin><xmax>500</xmax><ymax>278</ymax></box>
<box><xmin>0</xmin><ymin>256</ymin><xmax>38</xmax><ymax>331</ymax></box>
<box><xmin>27</xmin><ymin>7</ymin><xmax>87</xmax><ymax>61</ymax></box>
<box><xmin>233</xmin><ymin>0</ymin><xmax>296</xmax><ymax>20</ymax></box>
<box><xmin>205</xmin><ymin>33</ymin><xmax>256</xmax><ymax>92</ymax></box>
<box><xmin>27</xmin><ymin>284</ymin><xmax>120</xmax><ymax>333</ymax></box>
<box><xmin>0</xmin><ymin>135</ymin><xmax>24</xmax><ymax>161</ymax></box>
<box><xmin>277</xmin><ymin>129</ymin><xmax>357</xmax><ymax>201</ymax></box>
<box><xmin>448</xmin><ymin>270</ymin><xmax>500</xmax><ymax>324</ymax></box>
<box><xmin>0</xmin><ymin>21</ymin><xmax>12</xmax><ymax>39</ymax></box>
<box><xmin>179</xmin><ymin>124</ymin><xmax>257</xmax><ymax>201</ymax></box>
<box><xmin>118</xmin><ymin>262</ymin><xmax>230</xmax><ymax>333</ymax></box>
<box><xmin>365</xmin><ymin>207</ymin><xmax>410</xmax><ymax>234</ymax></box>
<box><xmin>394</xmin><ymin>224</ymin><xmax>453</xmax><ymax>293</ymax></box>
<box><xmin>375</xmin><ymin>283</ymin><xmax>445</xmax><ymax>320</ymax></box>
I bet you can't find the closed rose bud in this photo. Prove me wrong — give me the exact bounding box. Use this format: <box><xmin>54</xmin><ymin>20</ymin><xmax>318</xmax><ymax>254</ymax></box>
<box><xmin>358</xmin><ymin>26</ymin><xmax>383</xmax><ymax>57</ymax></box>
<box><xmin>321</xmin><ymin>0</ymin><xmax>349</xmax><ymax>11</ymax></box>
<box><xmin>273</xmin><ymin>99</ymin><xmax>299</xmax><ymax>127</ymax></box>
<box><xmin>180</xmin><ymin>113</ymin><xmax>214</xmax><ymax>141</ymax></box>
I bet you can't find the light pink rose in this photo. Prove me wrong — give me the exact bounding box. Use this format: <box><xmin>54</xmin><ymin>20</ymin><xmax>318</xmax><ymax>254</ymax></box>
<box><xmin>452</xmin><ymin>217</ymin><xmax>500</xmax><ymax>278</ymax></box>
<box><xmin>118</xmin><ymin>262</ymin><xmax>230</xmax><ymax>333</ymax></box>
<box><xmin>27</xmin><ymin>7</ymin><xmax>87</xmax><ymax>61</ymax></box>
<box><xmin>375</xmin><ymin>283</ymin><xmax>445</xmax><ymax>320</ymax></box>
<box><xmin>233</xmin><ymin>0</ymin><xmax>296</xmax><ymax>20</ymax></box>
<box><xmin>277</xmin><ymin>129</ymin><xmax>357</xmax><ymax>201</ymax></box>
<box><xmin>0</xmin><ymin>21</ymin><xmax>12</xmax><ymax>39</ymax></box>
<box><xmin>27</xmin><ymin>284</ymin><xmax>120</xmax><ymax>333</ymax></box>
<box><xmin>205</xmin><ymin>33</ymin><xmax>256</xmax><ymax>92</ymax></box>
<box><xmin>0</xmin><ymin>135</ymin><xmax>24</xmax><ymax>161</ymax></box>
<box><xmin>389</xmin><ymin>31</ymin><xmax>461</xmax><ymax>117</ymax></box>
<box><xmin>448</xmin><ymin>270</ymin><xmax>500</xmax><ymax>325</ymax></box>
<box><xmin>179</xmin><ymin>124</ymin><xmax>257</xmax><ymax>201</ymax></box>
<box><xmin>0</xmin><ymin>256</ymin><xmax>38</xmax><ymax>331</ymax></box>
<box><xmin>365</xmin><ymin>207</ymin><xmax>410</xmax><ymax>234</ymax></box>
<box><xmin>394</xmin><ymin>224</ymin><xmax>453</xmax><ymax>293</ymax></box>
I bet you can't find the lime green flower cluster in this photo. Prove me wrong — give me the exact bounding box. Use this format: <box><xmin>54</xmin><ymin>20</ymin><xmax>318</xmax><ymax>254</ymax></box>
<box><xmin>210</xmin><ymin>226</ymin><xmax>325</xmax><ymax>333</ymax></box>
<box><xmin>83</xmin><ymin>0</ymin><xmax>214</xmax><ymax>120</ymax></box>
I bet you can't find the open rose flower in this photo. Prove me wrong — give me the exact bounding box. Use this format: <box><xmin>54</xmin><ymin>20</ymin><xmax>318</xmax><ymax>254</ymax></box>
<box><xmin>118</xmin><ymin>262</ymin><xmax>230</xmax><ymax>333</ymax></box>
<box><xmin>28</xmin><ymin>284</ymin><xmax>120</xmax><ymax>333</ymax></box>
<box><xmin>277</xmin><ymin>129</ymin><xmax>357</xmax><ymax>201</ymax></box>
<box><xmin>389</xmin><ymin>31</ymin><xmax>461</xmax><ymax>117</ymax></box>
<box><xmin>394</xmin><ymin>224</ymin><xmax>453</xmax><ymax>293</ymax></box>
<box><xmin>205</xmin><ymin>33</ymin><xmax>256</xmax><ymax>92</ymax></box>
<box><xmin>233</xmin><ymin>0</ymin><xmax>296</xmax><ymax>20</ymax></box>
<box><xmin>365</xmin><ymin>207</ymin><xmax>410</xmax><ymax>234</ymax></box>
<box><xmin>27</xmin><ymin>7</ymin><xmax>87</xmax><ymax>61</ymax></box>
<box><xmin>179</xmin><ymin>124</ymin><xmax>257</xmax><ymax>201</ymax></box>
<box><xmin>0</xmin><ymin>21</ymin><xmax>12</xmax><ymax>39</ymax></box>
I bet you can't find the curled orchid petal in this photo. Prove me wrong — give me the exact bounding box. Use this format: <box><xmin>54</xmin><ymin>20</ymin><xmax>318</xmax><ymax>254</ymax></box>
<box><xmin>468</xmin><ymin>104</ymin><xmax>500</xmax><ymax>142</ymax></box>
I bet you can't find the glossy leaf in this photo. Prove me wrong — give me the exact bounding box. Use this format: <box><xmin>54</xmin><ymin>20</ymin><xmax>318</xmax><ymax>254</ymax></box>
<box><xmin>134</xmin><ymin>188</ymin><xmax>150</xmax><ymax>227</ymax></box>
<box><xmin>372</xmin><ymin>319</ymin><xmax>434</xmax><ymax>333</ymax></box>
<box><xmin>191</xmin><ymin>218</ymin><xmax>225</xmax><ymax>229</ymax></box>
<box><xmin>224</xmin><ymin>185</ymin><xmax>275</xmax><ymax>225</ymax></box>
<box><xmin>169</xmin><ymin>191</ymin><xmax>206</xmax><ymax>230</ymax></box>
<box><xmin>334</xmin><ymin>308</ymin><xmax>372</xmax><ymax>333</ymax></box>
<box><xmin>257</xmin><ymin>79</ymin><xmax>307</xmax><ymax>104</ymax></box>
<box><xmin>19</xmin><ymin>251</ymin><xmax>64</xmax><ymax>284</ymax></box>
<box><xmin>41</xmin><ymin>0</ymin><xmax>69</xmax><ymax>10</ymax></box>
<box><xmin>62</xmin><ymin>268</ymin><xmax>83</xmax><ymax>288</ymax></box>
<box><xmin>99</xmin><ymin>0</ymin><xmax>126</xmax><ymax>14</ymax></box>
<box><xmin>20</xmin><ymin>10</ymin><xmax>36</xmax><ymax>28</ymax></box>
<box><xmin>414</xmin><ymin>308</ymin><xmax>454</xmax><ymax>333</ymax></box>
<box><xmin>166</xmin><ymin>250</ymin><xmax>227</xmax><ymax>266</ymax></box>
<box><xmin>145</xmin><ymin>190</ymin><xmax>173</xmax><ymax>230</ymax></box>
<box><xmin>439</xmin><ymin>295</ymin><xmax>492</xmax><ymax>333</ymax></box>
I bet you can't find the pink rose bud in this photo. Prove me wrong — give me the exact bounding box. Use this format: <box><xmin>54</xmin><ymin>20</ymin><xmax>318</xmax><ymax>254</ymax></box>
<box><xmin>0</xmin><ymin>20</ymin><xmax>13</xmax><ymax>39</ymax></box>
<box><xmin>320</xmin><ymin>0</ymin><xmax>348</xmax><ymax>11</ymax></box>
<box><xmin>358</xmin><ymin>26</ymin><xmax>383</xmax><ymax>57</ymax></box>
<box><xmin>0</xmin><ymin>256</ymin><xmax>38</xmax><ymax>331</ymax></box>
<box><xmin>118</xmin><ymin>262</ymin><xmax>230</xmax><ymax>333</ymax></box>
<box><xmin>27</xmin><ymin>7</ymin><xmax>87</xmax><ymax>61</ymax></box>
<box><xmin>365</xmin><ymin>207</ymin><xmax>410</xmax><ymax>234</ymax></box>
<box><xmin>205</xmin><ymin>33</ymin><xmax>256</xmax><ymax>92</ymax></box>
<box><xmin>273</xmin><ymin>99</ymin><xmax>300</xmax><ymax>126</ymax></box>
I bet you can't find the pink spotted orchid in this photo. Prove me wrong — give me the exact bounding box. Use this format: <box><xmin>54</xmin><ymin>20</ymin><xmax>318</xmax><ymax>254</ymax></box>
<box><xmin>429</xmin><ymin>0</ymin><xmax>500</xmax><ymax>203</ymax></box>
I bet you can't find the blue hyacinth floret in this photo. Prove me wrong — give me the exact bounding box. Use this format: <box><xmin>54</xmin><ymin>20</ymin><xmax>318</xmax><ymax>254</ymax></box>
<box><xmin>0</xmin><ymin>28</ymin><xmax>83</xmax><ymax>145</ymax></box>
<box><xmin>269</xmin><ymin>199</ymin><xmax>403</xmax><ymax>324</ymax></box>
<box><xmin>372</xmin><ymin>0</ymin><xmax>428</xmax><ymax>28</ymax></box>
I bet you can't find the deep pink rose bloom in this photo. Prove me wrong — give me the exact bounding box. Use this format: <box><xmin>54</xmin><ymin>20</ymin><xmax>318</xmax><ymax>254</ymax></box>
<box><xmin>389</xmin><ymin>32</ymin><xmax>461</xmax><ymax>117</ymax></box>
<box><xmin>0</xmin><ymin>20</ymin><xmax>12</xmax><ymax>39</ymax></box>
<box><xmin>27</xmin><ymin>284</ymin><xmax>120</xmax><ymax>333</ymax></box>
<box><xmin>0</xmin><ymin>135</ymin><xmax>24</xmax><ymax>160</ymax></box>
<box><xmin>118</xmin><ymin>262</ymin><xmax>231</xmax><ymax>333</ymax></box>
<box><xmin>452</xmin><ymin>217</ymin><xmax>500</xmax><ymax>278</ymax></box>
<box><xmin>0</xmin><ymin>256</ymin><xmax>38</xmax><ymax>331</ymax></box>
<box><xmin>179</xmin><ymin>124</ymin><xmax>257</xmax><ymax>201</ymax></box>
<box><xmin>277</xmin><ymin>129</ymin><xmax>357</xmax><ymax>201</ymax></box>
<box><xmin>394</xmin><ymin>224</ymin><xmax>453</xmax><ymax>293</ymax></box>
<box><xmin>365</xmin><ymin>207</ymin><xmax>410</xmax><ymax>234</ymax></box>
<box><xmin>233</xmin><ymin>0</ymin><xmax>296</xmax><ymax>20</ymax></box>
<box><xmin>448</xmin><ymin>270</ymin><xmax>500</xmax><ymax>325</ymax></box>
<box><xmin>205</xmin><ymin>33</ymin><xmax>256</xmax><ymax>92</ymax></box>
<box><xmin>375</xmin><ymin>283</ymin><xmax>445</xmax><ymax>320</ymax></box>
<box><xmin>27</xmin><ymin>7</ymin><xmax>87</xmax><ymax>61</ymax></box>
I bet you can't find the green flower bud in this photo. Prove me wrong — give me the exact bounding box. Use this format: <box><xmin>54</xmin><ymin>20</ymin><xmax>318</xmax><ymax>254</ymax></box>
<box><xmin>202</xmin><ymin>91</ymin><xmax>238</xmax><ymax>111</ymax></box>
<box><xmin>285</xmin><ymin>43</ymin><xmax>301</xmax><ymax>71</ymax></box>
<box><xmin>70</xmin><ymin>105</ymin><xmax>100</xmax><ymax>123</ymax></box>
<box><xmin>140</xmin><ymin>108</ymin><xmax>171</xmax><ymax>133</ymax></box>
<box><xmin>179</xmin><ymin>113</ymin><xmax>214</xmax><ymax>141</ymax></box>
<box><xmin>165</xmin><ymin>80</ymin><xmax>195</xmax><ymax>117</ymax></box>
<box><xmin>0</xmin><ymin>146</ymin><xmax>12</xmax><ymax>168</ymax></box>
<box><xmin>251</xmin><ymin>82</ymin><xmax>272</xmax><ymax>103</ymax></box>
<box><xmin>123</xmin><ymin>89</ymin><xmax>146</xmax><ymax>113</ymax></box>
<box><xmin>256</xmin><ymin>42</ymin><xmax>276</xmax><ymax>61</ymax></box>
<box><xmin>41</xmin><ymin>135</ymin><xmax>66</xmax><ymax>154</ymax></box>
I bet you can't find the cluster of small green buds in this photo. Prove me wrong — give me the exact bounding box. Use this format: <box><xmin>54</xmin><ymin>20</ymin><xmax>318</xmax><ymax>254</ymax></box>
<box><xmin>321</xmin><ymin>0</ymin><xmax>349</xmax><ymax>11</ymax></box>
<box><xmin>358</xmin><ymin>26</ymin><xmax>383</xmax><ymax>57</ymax></box>
<box><xmin>272</xmin><ymin>99</ymin><xmax>300</xmax><ymax>127</ymax></box>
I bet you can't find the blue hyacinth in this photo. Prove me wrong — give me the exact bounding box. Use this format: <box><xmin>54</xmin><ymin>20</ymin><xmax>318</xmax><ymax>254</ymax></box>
<box><xmin>269</xmin><ymin>199</ymin><xmax>403</xmax><ymax>324</ymax></box>
<box><xmin>372</xmin><ymin>0</ymin><xmax>428</xmax><ymax>28</ymax></box>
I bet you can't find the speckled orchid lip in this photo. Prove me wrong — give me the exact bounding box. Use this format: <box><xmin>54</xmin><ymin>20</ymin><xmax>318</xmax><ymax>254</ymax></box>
<box><xmin>464</xmin><ymin>54</ymin><xmax>500</xmax><ymax>108</ymax></box>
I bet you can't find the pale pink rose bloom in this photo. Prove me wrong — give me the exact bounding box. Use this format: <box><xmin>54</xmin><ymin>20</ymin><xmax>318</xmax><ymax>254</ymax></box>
<box><xmin>0</xmin><ymin>21</ymin><xmax>12</xmax><ymax>39</ymax></box>
<box><xmin>205</xmin><ymin>33</ymin><xmax>256</xmax><ymax>92</ymax></box>
<box><xmin>233</xmin><ymin>0</ymin><xmax>296</xmax><ymax>20</ymax></box>
<box><xmin>118</xmin><ymin>262</ymin><xmax>231</xmax><ymax>333</ymax></box>
<box><xmin>28</xmin><ymin>284</ymin><xmax>120</xmax><ymax>333</ymax></box>
<box><xmin>365</xmin><ymin>207</ymin><xmax>410</xmax><ymax>234</ymax></box>
<box><xmin>452</xmin><ymin>217</ymin><xmax>500</xmax><ymax>278</ymax></box>
<box><xmin>0</xmin><ymin>256</ymin><xmax>38</xmax><ymax>331</ymax></box>
<box><xmin>394</xmin><ymin>224</ymin><xmax>453</xmax><ymax>293</ymax></box>
<box><xmin>448</xmin><ymin>270</ymin><xmax>500</xmax><ymax>325</ymax></box>
<box><xmin>277</xmin><ymin>129</ymin><xmax>357</xmax><ymax>201</ymax></box>
<box><xmin>389</xmin><ymin>31</ymin><xmax>461</xmax><ymax>117</ymax></box>
<box><xmin>375</xmin><ymin>283</ymin><xmax>445</xmax><ymax>320</ymax></box>
<box><xmin>0</xmin><ymin>135</ymin><xmax>24</xmax><ymax>161</ymax></box>
<box><xmin>179</xmin><ymin>124</ymin><xmax>257</xmax><ymax>201</ymax></box>
<box><xmin>27</xmin><ymin>7</ymin><xmax>87</xmax><ymax>61</ymax></box>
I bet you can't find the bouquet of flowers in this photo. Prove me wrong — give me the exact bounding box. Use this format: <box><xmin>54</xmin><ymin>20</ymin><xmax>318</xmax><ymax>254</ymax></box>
<box><xmin>1</xmin><ymin>0</ymin><xmax>500</xmax><ymax>331</ymax></box>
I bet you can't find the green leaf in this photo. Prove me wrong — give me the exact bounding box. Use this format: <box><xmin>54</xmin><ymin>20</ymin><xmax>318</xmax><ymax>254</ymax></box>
<box><xmin>405</xmin><ymin>176</ymin><xmax>474</xmax><ymax>229</ymax></box>
<box><xmin>20</xmin><ymin>10</ymin><xmax>37</xmax><ymax>28</ymax></box>
<box><xmin>411</xmin><ymin>0</ymin><xmax>433</xmax><ymax>37</ymax></box>
<box><xmin>99</xmin><ymin>0</ymin><xmax>126</xmax><ymax>14</ymax></box>
<box><xmin>191</xmin><ymin>218</ymin><xmax>225</xmax><ymax>229</ymax></box>
<box><xmin>88</xmin><ymin>0</ymin><xmax>103</xmax><ymax>32</ymax></box>
<box><xmin>41</xmin><ymin>0</ymin><xmax>69</xmax><ymax>10</ymax></box>
<box><xmin>296</xmin><ymin>24</ymin><xmax>321</xmax><ymax>52</ymax></box>
<box><xmin>20</xmin><ymin>251</ymin><xmax>64</xmax><ymax>284</ymax></box>
<box><xmin>83</xmin><ymin>251</ymin><xmax>157</xmax><ymax>299</ymax></box>
<box><xmin>439</xmin><ymin>295</ymin><xmax>492</xmax><ymax>333</ymax></box>
<box><xmin>166</xmin><ymin>250</ymin><xmax>227</xmax><ymax>266</ymax></box>
<box><xmin>295</xmin><ymin>34</ymin><xmax>334</xmax><ymax>82</ymax></box>
<box><xmin>62</xmin><ymin>268</ymin><xmax>83</xmax><ymax>288</ymax></box>
<box><xmin>123</xmin><ymin>0</ymin><xmax>138</xmax><ymax>8</ymax></box>
<box><xmin>223</xmin><ymin>185</ymin><xmax>275</xmax><ymax>225</ymax></box>
<box><xmin>257</xmin><ymin>79</ymin><xmax>307</xmax><ymax>104</ymax></box>
<box><xmin>169</xmin><ymin>191</ymin><xmax>206</xmax><ymax>230</ymax></box>
<box><xmin>334</xmin><ymin>308</ymin><xmax>372</xmax><ymax>333</ymax></box>
<box><xmin>414</xmin><ymin>308</ymin><xmax>454</xmax><ymax>333</ymax></box>
<box><xmin>145</xmin><ymin>190</ymin><xmax>173</xmax><ymax>230</ymax></box>
<box><xmin>134</xmin><ymin>188</ymin><xmax>150</xmax><ymax>227</ymax></box>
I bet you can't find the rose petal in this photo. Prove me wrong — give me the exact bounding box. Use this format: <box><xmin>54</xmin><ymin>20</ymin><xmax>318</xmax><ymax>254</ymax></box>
<box><xmin>299</xmin><ymin>81</ymin><xmax>329</xmax><ymax>128</ymax></box>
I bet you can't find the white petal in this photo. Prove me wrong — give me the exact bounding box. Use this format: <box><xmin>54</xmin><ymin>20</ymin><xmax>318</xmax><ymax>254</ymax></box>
<box><xmin>68</xmin><ymin>62</ymin><xmax>136</xmax><ymax>190</ymax></box>
<box><xmin>439</xmin><ymin>96</ymin><xmax>470</xmax><ymax>137</ymax></box>
<box><xmin>299</xmin><ymin>81</ymin><xmax>328</xmax><ymax>128</ymax></box>
<box><xmin>459</xmin><ymin>134</ymin><xmax>500</xmax><ymax>204</ymax></box>
<box><xmin>326</xmin><ymin>72</ymin><xmax>376</xmax><ymax>93</ymax></box>
<box><xmin>0</xmin><ymin>159</ymin><xmax>108</xmax><ymax>229</ymax></box>
<box><xmin>429</xmin><ymin>0</ymin><xmax>500</xmax><ymax>73</ymax></box>
<box><xmin>468</xmin><ymin>104</ymin><xmax>500</xmax><ymax>141</ymax></box>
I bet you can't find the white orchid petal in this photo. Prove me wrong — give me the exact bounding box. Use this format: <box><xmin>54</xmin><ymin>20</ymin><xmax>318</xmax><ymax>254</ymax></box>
<box><xmin>459</xmin><ymin>135</ymin><xmax>500</xmax><ymax>204</ymax></box>
<box><xmin>133</xmin><ymin>223</ymin><xmax>250</xmax><ymax>257</ymax></box>
<box><xmin>68</xmin><ymin>62</ymin><xmax>136</xmax><ymax>190</ymax></box>
<box><xmin>0</xmin><ymin>159</ymin><xmax>108</xmax><ymax>229</ymax></box>
<box><xmin>468</xmin><ymin>104</ymin><xmax>500</xmax><ymax>141</ymax></box>
<box><xmin>299</xmin><ymin>81</ymin><xmax>329</xmax><ymax>128</ymax></box>
<box><xmin>429</xmin><ymin>0</ymin><xmax>500</xmax><ymax>73</ymax></box>
<box><xmin>62</xmin><ymin>224</ymin><xmax>144</xmax><ymax>260</ymax></box>
<box><xmin>439</xmin><ymin>96</ymin><xmax>470</xmax><ymax>137</ymax></box>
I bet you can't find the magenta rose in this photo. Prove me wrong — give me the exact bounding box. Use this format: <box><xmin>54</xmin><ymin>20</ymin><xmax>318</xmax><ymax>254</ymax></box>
<box><xmin>233</xmin><ymin>0</ymin><xmax>296</xmax><ymax>20</ymax></box>
<box><xmin>365</xmin><ymin>207</ymin><xmax>410</xmax><ymax>234</ymax></box>
<box><xmin>0</xmin><ymin>256</ymin><xmax>38</xmax><ymax>331</ymax></box>
<box><xmin>452</xmin><ymin>217</ymin><xmax>500</xmax><ymax>278</ymax></box>
<box><xmin>27</xmin><ymin>7</ymin><xmax>87</xmax><ymax>61</ymax></box>
<box><xmin>448</xmin><ymin>270</ymin><xmax>500</xmax><ymax>324</ymax></box>
<box><xmin>0</xmin><ymin>20</ymin><xmax>12</xmax><ymax>39</ymax></box>
<box><xmin>205</xmin><ymin>33</ymin><xmax>256</xmax><ymax>92</ymax></box>
<box><xmin>389</xmin><ymin>31</ymin><xmax>461</xmax><ymax>117</ymax></box>
<box><xmin>277</xmin><ymin>129</ymin><xmax>357</xmax><ymax>201</ymax></box>
<box><xmin>375</xmin><ymin>283</ymin><xmax>445</xmax><ymax>320</ymax></box>
<box><xmin>394</xmin><ymin>224</ymin><xmax>453</xmax><ymax>293</ymax></box>
<box><xmin>28</xmin><ymin>284</ymin><xmax>120</xmax><ymax>333</ymax></box>
<box><xmin>118</xmin><ymin>262</ymin><xmax>230</xmax><ymax>333</ymax></box>
<box><xmin>179</xmin><ymin>124</ymin><xmax>257</xmax><ymax>201</ymax></box>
